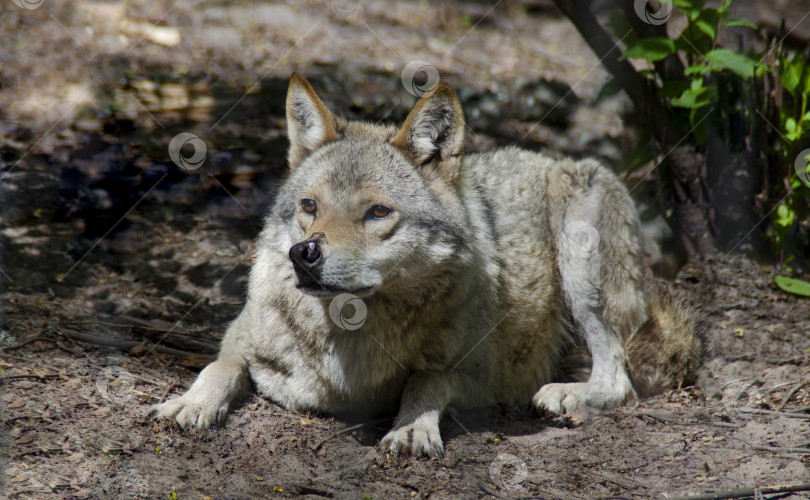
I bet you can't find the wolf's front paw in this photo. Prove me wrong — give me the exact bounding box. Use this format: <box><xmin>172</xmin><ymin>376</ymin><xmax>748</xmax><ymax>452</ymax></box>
<box><xmin>381</xmin><ymin>418</ymin><xmax>444</xmax><ymax>458</ymax></box>
<box><xmin>532</xmin><ymin>381</ymin><xmax>634</xmax><ymax>422</ymax></box>
<box><xmin>151</xmin><ymin>395</ymin><xmax>228</xmax><ymax>429</ymax></box>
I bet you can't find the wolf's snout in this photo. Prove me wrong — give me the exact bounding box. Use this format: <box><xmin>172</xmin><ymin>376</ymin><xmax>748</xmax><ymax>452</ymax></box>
<box><xmin>289</xmin><ymin>239</ymin><xmax>322</xmax><ymax>273</ymax></box>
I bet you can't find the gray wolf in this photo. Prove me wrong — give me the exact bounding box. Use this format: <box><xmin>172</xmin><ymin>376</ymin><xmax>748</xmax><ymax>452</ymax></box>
<box><xmin>152</xmin><ymin>74</ymin><xmax>701</xmax><ymax>457</ymax></box>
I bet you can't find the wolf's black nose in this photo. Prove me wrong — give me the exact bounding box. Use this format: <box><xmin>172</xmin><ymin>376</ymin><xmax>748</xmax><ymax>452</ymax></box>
<box><xmin>289</xmin><ymin>240</ymin><xmax>322</xmax><ymax>272</ymax></box>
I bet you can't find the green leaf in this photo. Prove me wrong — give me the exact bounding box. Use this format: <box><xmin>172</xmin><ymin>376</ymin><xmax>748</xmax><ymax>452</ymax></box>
<box><xmin>620</xmin><ymin>38</ymin><xmax>677</xmax><ymax>62</ymax></box>
<box><xmin>796</xmin><ymin>150</ymin><xmax>810</xmax><ymax>185</ymax></box>
<box><xmin>801</xmin><ymin>111</ymin><xmax>810</xmax><ymax>125</ymax></box>
<box><xmin>695</xmin><ymin>9</ymin><xmax>720</xmax><ymax>40</ymax></box>
<box><xmin>775</xmin><ymin>203</ymin><xmax>795</xmax><ymax>227</ymax></box>
<box><xmin>784</xmin><ymin>117</ymin><xmax>801</xmax><ymax>141</ymax></box>
<box><xmin>785</xmin><ymin>117</ymin><xmax>797</xmax><ymax>134</ymax></box>
<box><xmin>670</xmin><ymin>0</ymin><xmax>695</xmax><ymax>10</ymax></box>
<box><xmin>774</xmin><ymin>276</ymin><xmax>810</xmax><ymax>297</ymax></box>
<box><xmin>780</xmin><ymin>56</ymin><xmax>803</xmax><ymax>95</ymax></box>
<box><xmin>671</xmin><ymin>86</ymin><xmax>710</xmax><ymax>108</ymax></box>
<box><xmin>685</xmin><ymin>64</ymin><xmax>712</xmax><ymax>76</ymax></box>
<box><xmin>704</xmin><ymin>48</ymin><xmax>757</xmax><ymax>77</ymax></box>
<box><xmin>725</xmin><ymin>18</ymin><xmax>758</xmax><ymax>29</ymax></box>
<box><xmin>597</xmin><ymin>79</ymin><xmax>623</xmax><ymax>100</ymax></box>
<box><xmin>687</xmin><ymin>1</ymin><xmax>705</xmax><ymax>21</ymax></box>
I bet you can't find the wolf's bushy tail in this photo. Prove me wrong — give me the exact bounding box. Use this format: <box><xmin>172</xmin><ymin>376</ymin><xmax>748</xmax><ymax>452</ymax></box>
<box><xmin>625</xmin><ymin>292</ymin><xmax>702</xmax><ymax>398</ymax></box>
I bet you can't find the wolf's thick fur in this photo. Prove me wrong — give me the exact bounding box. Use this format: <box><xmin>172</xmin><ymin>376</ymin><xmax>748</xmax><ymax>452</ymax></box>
<box><xmin>153</xmin><ymin>75</ymin><xmax>701</xmax><ymax>457</ymax></box>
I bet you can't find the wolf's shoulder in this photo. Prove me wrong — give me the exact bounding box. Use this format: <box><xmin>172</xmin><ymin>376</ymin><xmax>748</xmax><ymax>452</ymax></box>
<box><xmin>462</xmin><ymin>146</ymin><xmax>563</xmax><ymax>185</ymax></box>
<box><xmin>460</xmin><ymin>146</ymin><xmax>561</xmax><ymax>206</ymax></box>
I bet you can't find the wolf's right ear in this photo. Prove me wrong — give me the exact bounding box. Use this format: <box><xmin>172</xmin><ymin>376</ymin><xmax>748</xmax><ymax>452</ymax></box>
<box><xmin>392</xmin><ymin>82</ymin><xmax>465</xmax><ymax>184</ymax></box>
<box><xmin>286</xmin><ymin>73</ymin><xmax>344</xmax><ymax>170</ymax></box>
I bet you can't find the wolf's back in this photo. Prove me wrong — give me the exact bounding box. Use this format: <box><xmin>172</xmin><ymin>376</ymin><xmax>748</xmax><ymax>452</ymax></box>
<box><xmin>625</xmin><ymin>292</ymin><xmax>702</xmax><ymax>398</ymax></box>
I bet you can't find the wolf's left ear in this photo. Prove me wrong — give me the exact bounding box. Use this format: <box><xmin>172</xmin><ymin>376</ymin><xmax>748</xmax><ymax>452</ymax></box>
<box><xmin>392</xmin><ymin>83</ymin><xmax>465</xmax><ymax>184</ymax></box>
<box><xmin>286</xmin><ymin>73</ymin><xmax>345</xmax><ymax>170</ymax></box>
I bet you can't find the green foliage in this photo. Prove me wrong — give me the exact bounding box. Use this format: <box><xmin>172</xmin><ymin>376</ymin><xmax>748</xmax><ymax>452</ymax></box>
<box><xmin>620</xmin><ymin>38</ymin><xmax>677</xmax><ymax>61</ymax></box>
<box><xmin>774</xmin><ymin>275</ymin><xmax>810</xmax><ymax>297</ymax></box>
<box><xmin>610</xmin><ymin>0</ymin><xmax>810</xmax><ymax>274</ymax></box>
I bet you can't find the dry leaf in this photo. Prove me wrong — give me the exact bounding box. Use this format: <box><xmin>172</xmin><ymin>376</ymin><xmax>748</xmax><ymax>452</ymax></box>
<box><xmin>15</xmin><ymin>434</ymin><xmax>35</xmax><ymax>445</ymax></box>
<box><xmin>47</xmin><ymin>474</ymin><xmax>73</xmax><ymax>489</ymax></box>
<box><xmin>8</xmin><ymin>399</ymin><xmax>25</xmax><ymax>409</ymax></box>
<box><xmin>91</xmin><ymin>407</ymin><xmax>110</xmax><ymax>417</ymax></box>
<box><xmin>64</xmin><ymin>378</ymin><xmax>81</xmax><ymax>389</ymax></box>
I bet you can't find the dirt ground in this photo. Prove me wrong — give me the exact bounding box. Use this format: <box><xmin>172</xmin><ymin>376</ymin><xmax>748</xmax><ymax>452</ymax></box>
<box><xmin>1</xmin><ymin>0</ymin><xmax>809</xmax><ymax>498</ymax></box>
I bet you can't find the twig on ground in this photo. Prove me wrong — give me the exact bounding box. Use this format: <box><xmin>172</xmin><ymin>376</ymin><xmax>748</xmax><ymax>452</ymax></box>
<box><xmin>312</xmin><ymin>418</ymin><xmax>390</xmax><ymax>453</ymax></box>
<box><xmin>477</xmin><ymin>478</ymin><xmax>512</xmax><ymax>499</ymax></box>
<box><xmin>663</xmin><ymin>482</ymin><xmax>810</xmax><ymax>500</ymax></box>
<box><xmin>759</xmin><ymin>381</ymin><xmax>800</xmax><ymax>399</ymax></box>
<box><xmin>157</xmin><ymin>382</ymin><xmax>177</xmax><ymax>404</ymax></box>
<box><xmin>745</xmin><ymin>409</ymin><xmax>810</xmax><ymax>419</ymax></box>
<box><xmin>0</xmin><ymin>336</ymin><xmax>57</xmax><ymax>351</ymax></box>
<box><xmin>58</xmin><ymin>328</ymin><xmax>212</xmax><ymax>367</ymax></box>
<box><xmin>776</xmin><ymin>381</ymin><xmax>807</xmax><ymax>412</ymax></box>
<box><xmin>712</xmin><ymin>421</ymin><xmax>741</xmax><ymax>429</ymax></box>
<box><xmin>730</xmin><ymin>436</ymin><xmax>810</xmax><ymax>454</ymax></box>
<box><xmin>0</xmin><ymin>373</ymin><xmax>60</xmax><ymax>383</ymax></box>
<box><xmin>748</xmin><ymin>444</ymin><xmax>810</xmax><ymax>454</ymax></box>
<box><xmin>775</xmin><ymin>355</ymin><xmax>809</xmax><ymax>366</ymax></box>
<box><xmin>175</xmin><ymin>366</ymin><xmax>185</xmax><ymax>387</ymax></box>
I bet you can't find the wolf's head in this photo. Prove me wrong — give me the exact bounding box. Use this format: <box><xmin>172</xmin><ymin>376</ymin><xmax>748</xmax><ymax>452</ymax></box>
<box><xmin>265</xmin><ymin>74</ymin><xmax>472</xmax><ymax>299</ymax></box>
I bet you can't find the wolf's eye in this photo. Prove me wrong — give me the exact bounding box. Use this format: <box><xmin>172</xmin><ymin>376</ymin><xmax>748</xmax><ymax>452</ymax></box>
<box><xmin>301</xmin><ymin>198</ymin><xmax>317</xmax><ymax>214</ymax></box>
<box><xmin>367</xmin><ymin>204</ymin><xmax>392</xmax><ymax>219</ymax></box>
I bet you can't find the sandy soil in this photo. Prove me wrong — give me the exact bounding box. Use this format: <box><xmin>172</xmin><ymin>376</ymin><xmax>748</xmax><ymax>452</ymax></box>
<box><xmin>1</xmin><ymin>0</ymin><xmax>809</xmax><ymax>498</ymax></box>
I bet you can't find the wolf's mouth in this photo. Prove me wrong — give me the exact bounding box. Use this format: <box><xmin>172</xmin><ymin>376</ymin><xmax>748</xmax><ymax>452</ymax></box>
<box><xmin>296</xmin><ymin>283</ymin><xmax>375</xmax><ymax>298</ymax></box>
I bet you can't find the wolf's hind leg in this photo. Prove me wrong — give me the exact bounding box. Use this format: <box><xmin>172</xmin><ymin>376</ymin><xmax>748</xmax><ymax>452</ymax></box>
<box><xmin>151</xmin><ymin>354</ymin><xmax>251</xmax><ymax>428</ymax></box>
<box><xmin>534</xmin><ymin>158</ymin><xmax>646</xmax><ymax>418</ymax></box>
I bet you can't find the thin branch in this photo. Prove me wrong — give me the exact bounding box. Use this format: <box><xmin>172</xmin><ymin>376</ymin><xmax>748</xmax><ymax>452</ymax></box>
<box><xmin>663</xmin><ymin>482</ymin><xmax>810</xmax><ymax>500</ymax></box>
<box><xmin>0</xmin><ymin>336</ymin><xmax>57</xmax><ymax>351</ymax></box>
<box><xmin>313</xmin><ymin>418</ymin><xmax>390</xmax><ymax>453</ymax></box>
<box><xmin>0</xmin><ymin>373</ymin><xmax>61</xmax><ymax>383</ymax></box>
<box><xmin>777</xmin><ymin>381</ymin><xmax>807</xmax><ymax>412</ymax></box>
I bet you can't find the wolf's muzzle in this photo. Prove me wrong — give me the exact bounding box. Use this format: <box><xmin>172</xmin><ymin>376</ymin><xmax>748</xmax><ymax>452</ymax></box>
<box><xmin>289</xmin><ymin>235</ymin><xmax>323</xmax><ymax>277</ymax></box>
